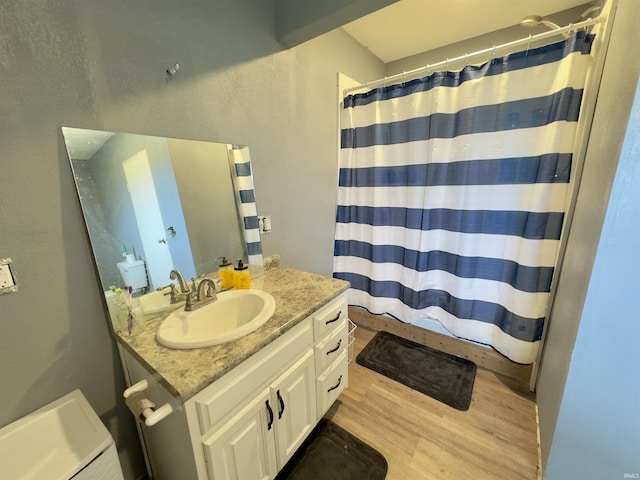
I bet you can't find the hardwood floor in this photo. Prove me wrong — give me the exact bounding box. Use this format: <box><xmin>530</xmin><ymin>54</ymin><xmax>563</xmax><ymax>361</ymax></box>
<box><xmin>325</xmin><ymin>326</ymin><xmax>540</xmax><ymax>480</ymax></box>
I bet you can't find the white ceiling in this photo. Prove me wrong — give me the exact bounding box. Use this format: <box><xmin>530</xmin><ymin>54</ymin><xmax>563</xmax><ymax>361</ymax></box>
<box><xmin>341</xmin><ymin>0</ymin><xmax>591</xmax><ymax>63</ymax></box>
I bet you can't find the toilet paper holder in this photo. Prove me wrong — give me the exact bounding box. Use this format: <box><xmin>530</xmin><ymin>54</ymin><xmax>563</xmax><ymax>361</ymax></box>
<box><xmin>123</xmin><ymin>379</ymin><xmax>181</xmax><ymax>427</ymax></box>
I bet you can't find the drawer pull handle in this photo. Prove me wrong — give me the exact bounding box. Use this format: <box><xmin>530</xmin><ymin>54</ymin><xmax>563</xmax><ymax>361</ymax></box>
<box><xmin>326</xmin><ymin>339</ymin><xmax>342</xmax><ymax>355</ymax></box>
<box><xmin>276</xmin><ymin>390</ymin><xmax>285</xmax><ymax>419</ymax></box>
<box><xmin>327</xmin><ymin>375</ymin><xmax>343</xmax><ymax>393</ymax></box>
<box><xmin>266</xmin><ymin>400</ymin><xmax>274</xmax><ymax>430</ymax></box>
<box><xmin>325</xmin><ymin>311</ymin><xmax>342</xmax><ymax>325</ymax></box>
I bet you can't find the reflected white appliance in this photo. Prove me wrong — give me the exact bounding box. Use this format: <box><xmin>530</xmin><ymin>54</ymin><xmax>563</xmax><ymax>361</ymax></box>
<box><xmin>117</xmin><ymin>259</ymin><xmax>149</xmax><ymax>293</ymax></box>
<box><xmin>0</xmin><ymin>389</ymin><xmax>125</xmax><ymax>480</ymax></box>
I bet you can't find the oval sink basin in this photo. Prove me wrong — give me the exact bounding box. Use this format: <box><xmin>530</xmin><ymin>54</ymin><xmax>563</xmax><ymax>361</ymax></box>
<box><xmin>156</xmin><ymin>289</ymin><xmax>276</xmax><ymax>349</ymax></box>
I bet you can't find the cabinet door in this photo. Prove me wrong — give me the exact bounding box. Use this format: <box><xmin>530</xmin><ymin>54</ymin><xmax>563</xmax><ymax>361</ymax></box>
<box><xmin>203</xmin><ymin>389</ymin><xmax>278</xmax><ymax>480</ymax></box>
<box><xmin>272</xmin><ymin>349</ymin><xmax>317</xmax><ymax>468</ymax></box>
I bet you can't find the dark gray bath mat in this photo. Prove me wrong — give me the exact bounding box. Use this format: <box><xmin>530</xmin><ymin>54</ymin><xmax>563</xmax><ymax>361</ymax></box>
<box><xmin>275</xmin><ymin>419</ymin><xmax>387</xmax><ymax>480</ymax></box>
<box><xmin>357</xmin><ymin>331</ymin><xmax>477</xmax><ymax>410</ymax></box>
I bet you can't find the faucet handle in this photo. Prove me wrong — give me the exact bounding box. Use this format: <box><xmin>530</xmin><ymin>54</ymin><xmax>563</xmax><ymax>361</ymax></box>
<box><xmin>208</xmin><ymin>278</ymin><xmax>221</xmax><ymax>296</ymax></box>
<box><xmin>167</xmin><ymin>284</ymin><xmax>179</xmax><ymax>303</ymax></box>
<box><xmin>190</xmin><ymin>274</ymin><xmax>205</xmax><ymax>291</ymax></box>
<box><xmin>202</xmin><ymin>278</ymin><xmax>217</xmax><ymax>297</ymax></box>
<box><xmin>185</xmin><ymin>290</ymin><xmax>198</xmax><ymax>309</ymax></box>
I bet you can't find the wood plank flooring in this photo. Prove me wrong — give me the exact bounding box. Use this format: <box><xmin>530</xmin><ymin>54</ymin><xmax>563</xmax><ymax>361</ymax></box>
<box><xmin>325</xmin><ymin>326</ymin><xmax>540</xmax><ymax>480</ymax></box>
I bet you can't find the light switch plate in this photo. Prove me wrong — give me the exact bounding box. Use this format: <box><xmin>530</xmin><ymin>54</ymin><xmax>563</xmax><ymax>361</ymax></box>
<box><xmin>0</xmin><ymin>258</ymin><xmax>17</xmax><ymax>294</ymax></box>
<box><xmin>258</xmin><ymin>215</ymin><xmax>272</xmax><ymax>234</ymax></box>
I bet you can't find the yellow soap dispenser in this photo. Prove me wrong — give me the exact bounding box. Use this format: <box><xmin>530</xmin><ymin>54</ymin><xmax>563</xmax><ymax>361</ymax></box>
<box><xmin>234</xmin><ymin>259</ymin><xmax>251</xmax><ymax>289</ymax></box>
<box><xmin>218</xmin><ymin>256</ymin><xmax>234</xmax><ymax>290</ymax></box>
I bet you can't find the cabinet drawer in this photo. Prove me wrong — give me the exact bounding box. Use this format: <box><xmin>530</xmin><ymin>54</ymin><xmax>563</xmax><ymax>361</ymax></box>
<box><xmin>316</xmin><ymin>350</ymin><xmax>348</xmax><ymax>418</ymax></box>
<box><xmin>314</xmin><ymin>322</ymin><xmax>348</xmax><ymax>374</ymax></box>
<box><xmin>194</xmin><ymin>319</ymin><xmax>313</xmax><ymax>435</ymax></box>
<box><xmin>312</xmin><ymin>293</ymin><xmax>348</xmax><ymax>340</ymax></box>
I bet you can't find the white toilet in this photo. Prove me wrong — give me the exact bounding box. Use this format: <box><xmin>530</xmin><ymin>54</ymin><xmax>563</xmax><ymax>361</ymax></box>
<box><xmin>0</xmin><ymin>389</ymin><xmax>124</xmax><ymax>480</ymax></box>
<box><xmin>117</xmin><ymin>259</ymin><xmax>148</xmax><ymax>294</ymax></box>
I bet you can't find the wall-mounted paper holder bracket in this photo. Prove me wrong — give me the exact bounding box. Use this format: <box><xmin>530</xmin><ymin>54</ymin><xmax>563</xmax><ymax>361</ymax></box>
<box><xmin>123</xmin><ymin>379</ymin><xmax>181</xmax><ymax>427</ymax></box>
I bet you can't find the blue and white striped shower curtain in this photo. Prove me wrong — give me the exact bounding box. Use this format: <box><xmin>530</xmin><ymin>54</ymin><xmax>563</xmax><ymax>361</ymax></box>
<box><xmin>333</xmin><ymin>32</ymin><xmax>595</xmax><ymax>364</ymax></box>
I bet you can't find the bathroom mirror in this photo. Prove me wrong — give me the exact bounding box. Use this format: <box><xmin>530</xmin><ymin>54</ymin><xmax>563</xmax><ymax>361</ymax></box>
<box><xmin>63</xmin><ymin>127</ymin><xmax>263</xmax><ymax>304</ymax></box>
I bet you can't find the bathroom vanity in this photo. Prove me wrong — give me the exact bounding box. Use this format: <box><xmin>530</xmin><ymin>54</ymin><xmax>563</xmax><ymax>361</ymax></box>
<box><xmin>62</xmin><ymin>128</ymin><xmax>351</xmax><ymax>479</ymax></box>
<box><xmin>116</xmin><ymin>265</ymin><xmax>350</xmax><ymax>480</ymax></box>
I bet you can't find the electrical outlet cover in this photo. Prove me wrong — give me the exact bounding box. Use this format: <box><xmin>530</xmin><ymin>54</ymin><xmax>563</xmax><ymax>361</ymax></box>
<box><xmin>0</xmin><ymin>258</ymin><xmax>17</xmax><ymax>294</ymax></box>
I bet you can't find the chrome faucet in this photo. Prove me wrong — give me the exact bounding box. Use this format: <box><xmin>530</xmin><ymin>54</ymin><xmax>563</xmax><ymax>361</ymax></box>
<box><xmin>169</xmin><ymin>269</ymin><xmax>190</xmax><ymax>293</ymax></box>
<box><xmin>189</xmin><ymin>274</ymin><xmax>205</xmax><ymax>292</ymax></box>
<box><xmin>168</xmin><ymin>269</ymin><xmax>191</xmax><ymax>303</ymax></box>
<box><xmin>185</xmin><ymin>278</ymin><xmax>218</xmax><ymax>311</ymax></box>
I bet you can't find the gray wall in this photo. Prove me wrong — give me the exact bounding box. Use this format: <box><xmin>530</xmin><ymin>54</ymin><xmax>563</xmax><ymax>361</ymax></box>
<box><xmin>0</xmin><ymin>1</ymin><xmax>383</xmax><ymax>478</ymax></box>
<box><xmin>536</xmin><ymin>0</ymin><xmax>640</xmax><ymax>474</ymax></box>
<box><xmin>545</xmin><ymin>75</ymin><xmax>640</xmax><ymax>479</ymax></box>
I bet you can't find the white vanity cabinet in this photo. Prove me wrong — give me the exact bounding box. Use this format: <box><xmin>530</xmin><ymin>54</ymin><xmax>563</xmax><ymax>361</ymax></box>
<box><xmin>312</xmin><ymin>293</ymin><xmax>350</xmax><ymax>418</ymax></box>
<box><xmin>201</xmin><ymin>349</ymin><xmax>316</xmax><ymax>480</ymax></box>
<box><xmin>202</xmin><ymin>388</ymin><xmax>276</xmax><ymax>480</ymax></box>
<box><xmin>120</xmin><ymin>291</ymin><xmax>349</xmax><ymax>480</ymax></box>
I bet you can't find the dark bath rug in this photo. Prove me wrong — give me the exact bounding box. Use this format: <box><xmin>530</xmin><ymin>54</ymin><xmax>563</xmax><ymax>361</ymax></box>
<box><xmin>275</xmin><ymin>418</ymin><xmax>387</xmax><ymax>480</ymax></box>
<box><xmin>357</xmin><ymin>331</ymin><xmax>477</xmax><ymax>411</ymax></box>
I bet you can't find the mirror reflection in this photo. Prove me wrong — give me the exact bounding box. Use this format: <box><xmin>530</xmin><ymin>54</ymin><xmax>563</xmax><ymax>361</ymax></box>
<box><xmin>63</xmin><ymin>127</ymin><xmax>263</xmax><ymax>311</ymax></box>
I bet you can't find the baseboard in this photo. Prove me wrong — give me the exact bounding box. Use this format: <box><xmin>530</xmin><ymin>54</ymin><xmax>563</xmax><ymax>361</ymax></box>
<box><xmin>349</xmin><ymin>306</ymin><xmax>533</xmax><ymax>387</ymax></box>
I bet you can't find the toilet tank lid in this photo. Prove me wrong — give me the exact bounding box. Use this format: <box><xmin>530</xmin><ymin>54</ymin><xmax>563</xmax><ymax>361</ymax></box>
<box><xmin>117</xmin><ymin>259</ymin><xmax>145</xmax><ymax>269</ymax></box>
<box><xmin>0</xmin><ymin>389</ymin><xmax>114</xmax><ymax>480</ymax></box>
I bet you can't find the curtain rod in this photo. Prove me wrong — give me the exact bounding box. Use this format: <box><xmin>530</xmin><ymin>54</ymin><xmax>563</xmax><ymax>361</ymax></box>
<box><xmin>344</xmin><ymin>16</ymin><xmax>604</xmax><ymax>95</ymax></box>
